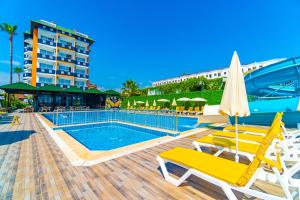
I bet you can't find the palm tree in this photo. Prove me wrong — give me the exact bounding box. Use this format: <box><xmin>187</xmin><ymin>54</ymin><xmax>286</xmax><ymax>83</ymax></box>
<box><xmin>14</xmin><ymin>67</ymin><xmax>23</xmax><ymax>82</ymax></box>
<box><xmin>0</xmin><ymin>23</ymin><xmax>18</xmax><ymax>84</ymax></box>
<box><xmin>121</xmin><ymin>80</ymin><xmax>140</xmax><ymax>97</ymax></box>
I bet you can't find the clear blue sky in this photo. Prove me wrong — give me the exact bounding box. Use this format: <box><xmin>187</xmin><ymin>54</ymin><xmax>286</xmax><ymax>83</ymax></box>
<box><xmin>1</xmin><ymin>0</ymin><xmax>300</xmax><ymax>90</ymax></box>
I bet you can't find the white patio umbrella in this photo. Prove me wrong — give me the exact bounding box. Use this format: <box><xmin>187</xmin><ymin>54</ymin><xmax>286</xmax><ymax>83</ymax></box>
<box><xmin>190</xmin><ymin>97</ymin><xmax>207</xmax><ymax>102</ymax></box>
<box><xmin>177</xmin><ymin>97</ymin><xmax>191</xmax><ymax>102</ymax></box>
<box><xmin>172</xmin><ymin>98</ymin><xmax>177</xmax><ymax>106</ymax></box>
<box><xmin>219</xmin><ymin>51</ymin><xmax>250</xmax><ymax>162</ymax></box>
<box><xmin>153</xmin><ymin>99</ymin><xmax>157</xmax><ymax>107</ymax></box>
<box><xmin>157</xmin><ymin>99</ymin><xmax>170</xmax><ymax>102</ymax></box>
<box><xmin>146</xmin><ymin>100</ymin><xmax>149</xmax><ymax>107</ymax></box>
<box><xmin>177</xmin><ymin>97</ymin><xmax>191</xmax><ymax>108</ymax></box>
<box><xmin>157</xmin><ymin>99</ymin><xmax>170</xmax><ymax>108</ymax></box>
<box><xmin>136</xmin><ymin>101</ymin><xmax>144</xmax><ymax>104</ymax></box>
<box><xmin>133</xmin><ymin>100</ymin><xmax>137</xmax><ymax>106</ymax></box>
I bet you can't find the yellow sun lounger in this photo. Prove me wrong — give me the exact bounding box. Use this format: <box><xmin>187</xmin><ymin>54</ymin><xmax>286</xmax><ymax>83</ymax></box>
<box><xmin>224</xmin><ymin>125</ymin><xmax>269</xmax><ymax>135</ymax></box>
<box><xmin>193</xmin><ymin>113</ymin><xmax>283</xmax><ymax>160</ymax></box>
<box><xmin>157</xmin><ymin>112</ymin><xmax>295</xmax><ymax>200</ymax></box>
<box><xmin>212</xmin><ymin>131</ymin><xmax>265</xmax><ymax>143</ymax></box>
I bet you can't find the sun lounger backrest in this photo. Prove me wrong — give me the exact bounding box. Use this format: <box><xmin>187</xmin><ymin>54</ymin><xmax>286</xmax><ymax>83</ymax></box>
<box><xmin>236</xmin><ymin>112</ymin><xmax>283</xmax><ymax>186</ymax></box>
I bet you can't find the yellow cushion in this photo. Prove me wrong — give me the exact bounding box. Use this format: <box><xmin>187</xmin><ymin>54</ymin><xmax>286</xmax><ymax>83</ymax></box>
<box><xmin>224</xmin><ymin>125</ymin><xmax>268</xmax><ymax>134</ymax></box>
<box><xmin>196</xmin><ymin>136</ymin><xmax>259</xmax><ymax>154</ymax></box>
<box><xmin>160</xmin><ymin>147</ymin><xmax>248</xmax><ymax>185</ymax></box>
<box><xmin>236</xmin><ymin>112</ymin><xmax>283</xmax><ymax>186</ymax></box>
<box><xmin>212</xmin><ymin>131</ymin><xmax>264</xmax><ymax>143</ymax></box>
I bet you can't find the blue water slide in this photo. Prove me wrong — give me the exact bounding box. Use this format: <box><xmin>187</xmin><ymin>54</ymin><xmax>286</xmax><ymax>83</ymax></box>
<box><xmin>245</xmin><ymin>57</ymin><xmax>300</xmax><ymax>96</ymax></box>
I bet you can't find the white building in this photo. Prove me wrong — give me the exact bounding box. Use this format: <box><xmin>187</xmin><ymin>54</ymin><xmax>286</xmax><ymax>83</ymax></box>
<box><xmin>152</xmin><ymin>58</ymin><xmax>285</xmax><ymax>87</ymax></box>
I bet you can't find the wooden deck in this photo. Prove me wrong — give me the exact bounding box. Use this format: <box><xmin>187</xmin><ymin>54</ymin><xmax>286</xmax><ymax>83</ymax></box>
<box><xmin>0</xmin><ymin>113</ymin><xmax>284</xmax><ymax>200</ymax></box>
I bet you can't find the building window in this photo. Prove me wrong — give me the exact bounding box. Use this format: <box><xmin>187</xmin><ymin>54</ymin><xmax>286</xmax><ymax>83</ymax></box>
<box><xmin>224</xmin><ymin>72</ymin><xmax>227</xmax><ymax>75</ymax></box>
<box><xmin>76</xmin><ymin>81</ymin><xmax>85</xmax><ymax>87</ymax></box>
<box><xmin>76</xmin><ymin>57</ymin><xmax>85</xmax><ymax>62</ymax></box>
<box><xmin>41</xmin><ymin>35</ymin><xmax>54</xmax><ymax>42</ymax></box>
<box><xmin>58</xmin><ymin>52</ymin><xmax>72</xmax><ymax>59</ymax></box>
<box><xmin>59</xmin><ymin>39</ymin><xmax>73</xmax><ymax>47</ymax></box>
<box><xmin>75</xmin><ymin>69</ymin><xmax>85</xmax><ymax>75</ymax></box>
<box><xmin>58</xmin><ymin>79</ymin><xmax>71</xmax><ymax>86</ymax></box>
<box><xmin>59</xmin><ymin>65</ymin><xmax>71</xmax><ymax>72</ymax></box>
<box><xmin>40</xmin><ymin>49</ymin><xmax>54</xmax><ymax>56</ymax></box>
<box><xmin>218</xmin><ymin>73</ymin><xmax>221</xmax><ymax>76</ymax></box>
<box><xmin>40</xmin><ymin>63</ymin><xmax>53</xmax><ymax>70</ymax></box>
<box><xmin>39</xmin><ymin>77</ymin><xmax>53</xmax><ymax>84</ymax></box>
<box><xmin>76</xmin><ymin>45</ymin><xmax>86</xmax><ymax>51</ymax></box>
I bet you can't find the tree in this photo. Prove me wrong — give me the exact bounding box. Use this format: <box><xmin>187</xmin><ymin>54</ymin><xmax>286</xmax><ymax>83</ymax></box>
<box><xmin>121</xmin><ymin>80</ymin><xmax>140</xmax><ymax>97</ymax></box>
<box><xmin>14</xmin><ymin>67</ymin><xmax>23</xmax><ymax>82</ymax></box>
<box><xmin>0</xmin><ymin>23</ymin><xmax>18</xmax><ymax>84</ymax></box>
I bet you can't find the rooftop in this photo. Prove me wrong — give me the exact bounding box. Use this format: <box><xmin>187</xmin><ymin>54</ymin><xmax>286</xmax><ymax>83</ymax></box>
<box><xmin>25</xmin><ymin>19</ymin><xmax>95</xmax><ymax>43</ymax></box>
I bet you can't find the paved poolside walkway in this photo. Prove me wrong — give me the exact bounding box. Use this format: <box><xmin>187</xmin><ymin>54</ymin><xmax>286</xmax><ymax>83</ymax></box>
<box><xmin>0</xmin><ymin>113</ymin><xmax>284</xmax><ymax>200</ymax></box>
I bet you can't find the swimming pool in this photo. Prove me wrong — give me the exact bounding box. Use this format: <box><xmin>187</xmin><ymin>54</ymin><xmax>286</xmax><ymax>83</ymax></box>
<box><xmin>43</xmin><ymin>110</ymin><xmax>200</xmax><ymax>132</ymax></box>
<box><xmin>62</xmin><ymin>122</ymin><xmax>174</xmax><ymax>150</ymax></box>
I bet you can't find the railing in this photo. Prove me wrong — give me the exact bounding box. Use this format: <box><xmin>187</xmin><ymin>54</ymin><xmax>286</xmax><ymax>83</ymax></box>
<box><xmin>75</xmin><ymin>48</ymin><xmax>89</xmax><ymax>55</ymax></box>
<box><xmin>75</xmin><ymin>60</ymin><xmax>89</xmax><ymax>67</ymax></box>
<box><xmin>57</xmin><ymin>56</ymin><xmax>75</xmax><ymax>63</ymax></box>
<box><xmin>38</xmin><ymin>38</ymin><xmax>56</xmax><ymax>47</ymax></box>
<box><xmin>37</xmin><ymin>68</ymin><xmax>56</xmax><ymax>74</ymax></box>
<box><xmin>57</xmin><ymin>42</ymin><xmax>75</xmax><ymax>51</ymax></box>
<box><xmin>38</xmin><ymin>53</ymin><xmax>56</xmax><ymax>60</ymax></box>
<box><xmin>47</xmin><ymin>109</ymin><xmax>178</xmax><ymax>132</ymax></box>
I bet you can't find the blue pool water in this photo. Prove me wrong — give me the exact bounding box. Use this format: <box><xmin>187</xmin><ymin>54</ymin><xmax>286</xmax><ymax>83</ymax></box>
<box><xmin>62</xmin><ymin>122</ymin><xmax>171</xmax><ymax>150</ymax></box>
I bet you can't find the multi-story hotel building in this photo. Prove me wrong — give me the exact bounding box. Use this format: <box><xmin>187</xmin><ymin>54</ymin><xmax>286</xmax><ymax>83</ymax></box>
<box><xmin>152</xmin><ymin>58</ymin><xmax>285</xmax><ymax>87</ymax></box>
<box><xmin>23</xmin><ymin>20</ymin><xmax>94</xmax><ymax>89</ymax></box>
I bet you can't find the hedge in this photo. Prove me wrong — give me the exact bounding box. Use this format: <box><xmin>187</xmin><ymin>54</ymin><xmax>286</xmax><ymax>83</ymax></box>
<box><xmin>121</xmin><ymin>90</ymin><xmax>223</xmax><ymax>108</ymax></box>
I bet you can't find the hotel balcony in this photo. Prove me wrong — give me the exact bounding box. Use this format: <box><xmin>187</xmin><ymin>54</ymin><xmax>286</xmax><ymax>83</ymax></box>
<box><xmin>75</xmin><ymin>60</ymin><xmax>89</xmax><ymax>67</ymax></box>
<box><xmin>24</xmin><ymin>60</ymin><xmax>32</xmax><ymax>65</ymax></box>
<box><xmin>37</xmin><ymin>68</ymin><xmax>56</xmax><ymax>74</ymax></box>
<box><xmin>74</xmin><ymin>73</ymin><xmax>89</xmax><ymax>79</ymax></box>
<box><xmin>56</xmin><ymin>69</ymin><xmax>73</xmax><ymax>76</ymax></box>
<box><xmin>75</xmin><ymin>48</ymin><xmax>89</xmax><ymax>55</ymax></box>
<box><xmin>24</xmin><ymin>46</ymin><xmax>32</xmax><ymax>52</ymax></box>
<box><xmin>38</xmin><ymin>38</ymin><xmax>56</xmax><ymax>47</ymax></box>
<box><xmin>24</xmin><ymin>54</ymin><xmax>32</xmax><ymax>59</ymax></box>
<box><xmin>57</xmin><ymin>42</ymin><xmax>75</xmax><ymax>51</ymax></box>
<box><xmin>56</xmin><ymin>84</ymin><xmax>71</xmax><ymax>89</ymax></box>
<box><xmin>57</xmin><ymin>56</ymin><xmax>75</xmax><ymax>63</ymax></box>
<box><xmin>23</xmin><ymin>72</ymin><xmax>32</xmax><ymax>77</ymax></box>
<box><xmin>38</xmin><ymin>24</ymin><xmax>56</xmax><ymax>33</ymax></box>
<box><xmin>38</xmin><ymin>53</ymin><xmax>56</xmax><ymax>61</ymax></box>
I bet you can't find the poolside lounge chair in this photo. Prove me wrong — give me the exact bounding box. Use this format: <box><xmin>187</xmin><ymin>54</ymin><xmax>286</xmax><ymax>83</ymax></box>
<box><xmin>193</xmin><ymin>113</ymin><xmax>284</xmax><ymax>161</ymax></box>
<box><xmin>156</xmin><ymin>106</ymin><xmax>161</xmax><ymax>110</ymax></box>
<box><xmin>176</xmin><ymin>106</ymin><xmax>184</xmax><ymax>114</ymax></box>
<box><xmin>183</xmin><ymin>107</ymin><xmax>194</xmax><ymax>115</ymax></box>
<box><xmin>224</xmin><ymin>123</ymin><xmax>300</xmax><ymax>141</ymax></box>
<box><xmin>157</xmin><ymin>115</ymin><xmax>296</xmax><ymax>200</ymax></box>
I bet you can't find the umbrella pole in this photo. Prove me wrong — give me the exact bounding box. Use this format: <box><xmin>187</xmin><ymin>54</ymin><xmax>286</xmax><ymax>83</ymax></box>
<box><xmin>235</xmin><ymin>115</ymin><xmax>239</xmax><ymax>162</ymax></box>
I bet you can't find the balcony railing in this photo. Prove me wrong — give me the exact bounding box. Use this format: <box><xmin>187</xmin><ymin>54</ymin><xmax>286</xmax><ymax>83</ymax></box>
<box><xmin>24</xmin><ymin>46</ymin><xmax>32</xmax><ymax>52</ymax></box>
<box><xmin>75</xmin><ymin>60</ymin><xmax>89</xmax><ymax>67</ymax></box>
<box><xmin>24</xmin><ymin>54</ymin><xmax>32</xmax><ymax>59</ymax></box>
<box><xmin>75</xmin><ymin>48</ymin><xmax>89</xmax><ymax>55</ymax></box>
<box><xmin>37</xmin><ymin>68</ymin><xmax>55</xmax><ymax>74</ymax></box>
<box><xmin>38</xmin><ymin>38</ymin><xmax>56</xmax><ymax>47</ymax></box>
<box><xmin>57</xmin><ymin>56</ymin><xmax>75</xmax><ymax>63</ymax></box>
<box><xmin>23</xmin><ymin>72</ymin><xmax>32</xmax><ymax>77</ymax></box>
<box><xmin>74</xmin><ymin>73</ymin><xmax>89</xmax><ymax>79</ymax></box>
<box><xmin>38</xmin><ymin>24</ymin><xmax>56</xmax><ymax>33</ymax></box>
<box><xmin>38</xmin><ymin>53</ymin><xmax>56</xmax><ymax>61</ymax></box>
<box><xmin>24</xmin><ymin>60</ymin><xmax>32</xmax><ymax>65</ymax></box>
<box><xmin>56</xmin><ymin>84</ymin><xmax>71</xmax><ymax>89</ymax></box>
<box><xmin>57</xmin><ymin>70</ymin><xmax>73</xmax><ymax>76</ymax></box>
<box><xmin>57</xmin><ymin>42</ymin><xmax>75</xmax><ymax>51</ymax></box>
